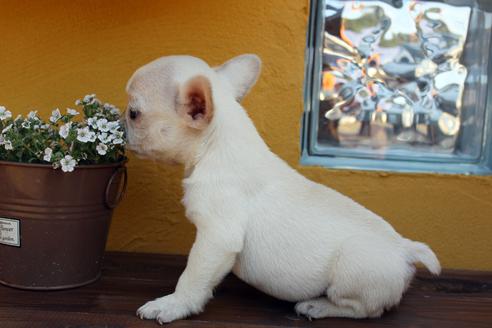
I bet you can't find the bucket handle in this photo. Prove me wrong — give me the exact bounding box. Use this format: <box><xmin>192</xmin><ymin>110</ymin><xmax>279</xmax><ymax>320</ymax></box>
<box><xmin>105</xmin><ymin>166</ymin><xmax>128</xmax><ymax>209</ymax></box>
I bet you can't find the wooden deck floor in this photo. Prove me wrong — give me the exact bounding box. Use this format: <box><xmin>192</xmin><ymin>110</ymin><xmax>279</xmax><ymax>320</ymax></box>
<box><xmin>1</xmin><ymin>252</ymin><xmax>492</xmax><ymax>327</ymax></box>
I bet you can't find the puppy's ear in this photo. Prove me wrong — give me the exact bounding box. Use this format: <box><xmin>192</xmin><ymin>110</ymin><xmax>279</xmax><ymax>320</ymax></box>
<box><xmin>177</xmin><ymin>75</ymin><xmax>214</xmax><ymax>129</ymax></box>
<box><xmin>215</xmin><ymin>54</ymin><xmax>261</xmax><ymax>102</ymax></box>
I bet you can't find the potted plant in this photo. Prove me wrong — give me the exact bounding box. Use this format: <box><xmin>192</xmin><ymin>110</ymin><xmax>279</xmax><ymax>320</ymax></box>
<box><xmin>0</xmin><ymin>95</ymin><xmax>127</xmax><ymax>290</ymax></box>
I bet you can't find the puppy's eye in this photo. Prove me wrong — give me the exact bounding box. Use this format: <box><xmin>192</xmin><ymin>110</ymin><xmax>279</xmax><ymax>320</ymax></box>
<box><xmin>129</xmin><ymin>108</ymin><xmax>141</xmax><ymax>120</ymax></box>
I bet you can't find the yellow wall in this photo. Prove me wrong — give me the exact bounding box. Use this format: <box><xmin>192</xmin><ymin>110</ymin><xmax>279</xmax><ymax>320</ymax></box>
<box><xmin>0</xmin><ymin>0</ymin><xmax>491</xmax><ymax>270</ymax></box>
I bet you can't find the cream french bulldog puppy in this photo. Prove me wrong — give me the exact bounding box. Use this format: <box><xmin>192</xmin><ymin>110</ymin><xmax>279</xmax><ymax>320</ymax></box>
<box><xmin>125</xmin><ymin>54</ymin><xmax>440</xmax><ymax>325</ymax></box>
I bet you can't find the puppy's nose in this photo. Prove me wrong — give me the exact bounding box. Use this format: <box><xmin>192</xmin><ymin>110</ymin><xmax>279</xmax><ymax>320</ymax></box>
<box><xmin>129</xmin><ymin>108</ymin><xmax>141</xmax><ymax>120</ymax></box>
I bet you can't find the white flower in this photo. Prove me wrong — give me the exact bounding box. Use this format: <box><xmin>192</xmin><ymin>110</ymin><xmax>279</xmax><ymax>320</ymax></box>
<box><xmin>59</xmin><ymin>122</ymin><xmax>72</xmax><ymax>139</ymax></box>
<box><xmin>87</xmin><ymin>117</ymin><xmax>98</xmax><ymax>128</ymax></box>
<box><xmin>77</xmin><ymin>126</ymin><xmax>92</xmax><ymax>143</ymax></box>
<box><xmin>75</xmin><ymin>99</ymin><xmax>82</xmax><ymax>106</ymax></box>
<box><xmin>50</xmin><ymin>108</ymin><xmax>62</xmax><ymax>123</ymax></box>
<box><xmin>4</xmin><ymin>140</ymin><xmax>13</xmax><ymax>150</ymax></box>
<box><xmin>98</xmin><ymin>132</ymin><xmax>116</xmax><ymax>143</ymax></box>
<box><xmin>21</xmin><ymin>121</ymin><xmax>31</xmax><ymax>129</ymax></box>
<box><xmin>96</xmin><ymin>118</ymin><xmax>109</xmax><ymax>132</ymax></box>
<box><xmin>60</xmin><ymin>155</ymin><xmax>76</xmax><ymax>172</ymax></box>
<box><xmin>98</xmin><ymin>132</ymin><xmax>109</xmax><ymax>143</ymax></box>
<box><xmin>41</xmin><ymin>124</ymin><xmax>50</xmax><ymax>130</ymax></box>
<box><xmin>83</xmin><ymin>94</ymin><xmax>100</xmax><ymax>105</ymax></box>
<box><xmin>113</xmin><ymin>137</ymin><xmax>124</xmax><ymax>145</ymax></box>
<box><xmin>27</xmin><ymin>111</ymin><xmax>40</xmax><ymax>121</ymax></box>
<box><xmin>43</xmin><ymin>147</ymin><xmax>53</xmax><ymax>162</ymax></box>
<box><xmin>83</xmin><ymin>94</ymin><xmax>96</xmax><ymax>103</ymax></box>
<box><xmin>96</xmin><ymin>143</ymin><xmax>108</xmax><ymax>155</ymax></box>
<box><xmin>33</xmin><ymin>124</ymin><xmax>40</xmax><ymax>130</ymax></box>
<box><xmin>104</xmin><ymin>103</ymin><xmax>120</xmax><ymax>115</ymax></box>
<box><xmin>0</xmin><ymin>106</ymin><xmax>12</xmax><ymax>121</ymax></box>
<box><xmin>107</xmin><ymin>121</ymin><xmax>120</xmax><ymax>133</ymax></box>
<box><xmin>88</xmin><ymin>131</ymin><xmax>97</xmax><ymax>142</ymax></box>
<box><xmin>2</xmin><ymin>124</ymin><xmax>13</xmax><ymax>134</ymax></box>
<box><xmin>66</xmin><ymin>108</ymin><xmax>79</xmax><ymax>116</ymax></box>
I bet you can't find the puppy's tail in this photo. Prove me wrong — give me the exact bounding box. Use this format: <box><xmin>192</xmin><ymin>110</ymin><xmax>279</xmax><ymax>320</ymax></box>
<box><xmin>403</xmin><ymin>239</ymin><xmax>441</xmax><ymax>275</ymax></box>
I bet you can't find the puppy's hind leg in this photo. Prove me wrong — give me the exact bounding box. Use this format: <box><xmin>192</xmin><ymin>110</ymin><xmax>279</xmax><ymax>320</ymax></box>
<box><xmin>295</xmin><ymin>235</ymin><xmax>414</xmax><ymax>320</ymax></box>
<box><xmin>295</xmin><ymin>297</ymin><xmax>369</xmax><ymax>320</ymax></box>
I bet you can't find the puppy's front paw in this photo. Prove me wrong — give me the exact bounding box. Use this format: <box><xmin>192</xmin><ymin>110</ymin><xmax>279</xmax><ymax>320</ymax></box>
<box><xmin>137</xmin><ymin>294</ymin><xmax>191</xmax><ymax>324</ymax></box>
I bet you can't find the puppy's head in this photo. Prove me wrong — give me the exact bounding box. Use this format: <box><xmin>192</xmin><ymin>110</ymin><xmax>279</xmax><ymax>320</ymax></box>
<box><xmin>125</xmin><ymin>54</ymin><xmax>261</xmax><ymax>164</ymax></box>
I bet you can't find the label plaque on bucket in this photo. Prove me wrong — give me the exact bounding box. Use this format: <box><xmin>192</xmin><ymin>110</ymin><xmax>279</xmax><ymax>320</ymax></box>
<box><xmin>0</xmin><ymin>218</ymin><xmax>20</xmax><ymax>247</ymax></box>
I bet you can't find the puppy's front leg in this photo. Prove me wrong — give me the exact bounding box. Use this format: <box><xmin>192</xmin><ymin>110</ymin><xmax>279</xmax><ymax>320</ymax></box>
<box><xmin>137</xmin><ymin>231</ymin><xmax>238</xmax><ymax>324</ymax></box>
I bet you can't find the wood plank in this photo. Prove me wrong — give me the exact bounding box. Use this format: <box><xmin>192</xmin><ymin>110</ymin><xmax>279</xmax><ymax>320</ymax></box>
<box><xmin>0</xmin><ymin>252</ymin><xmax>491</xmax><ymax>327</ymax></box>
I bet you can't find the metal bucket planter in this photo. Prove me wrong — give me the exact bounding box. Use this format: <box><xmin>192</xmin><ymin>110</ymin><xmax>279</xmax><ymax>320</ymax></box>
<box><xmin>0</xmin><ymin>160</ymin><xmax>127</xmax><ymax>290</ymax></box>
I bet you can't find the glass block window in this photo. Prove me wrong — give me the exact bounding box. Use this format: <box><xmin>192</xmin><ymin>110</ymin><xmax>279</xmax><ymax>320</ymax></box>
<box><xmin>301</xmin><ymin>0</ymin><xmax>492</xmax><ymax>174</ymax></box>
